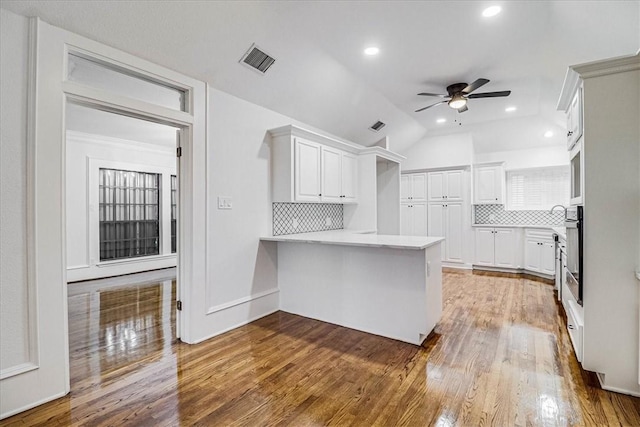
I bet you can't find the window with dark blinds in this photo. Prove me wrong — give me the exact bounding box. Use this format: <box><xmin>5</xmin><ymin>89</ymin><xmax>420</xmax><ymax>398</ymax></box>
<box><xmin>99</xmin><ymin>168</ymin><xmax>160</xmax><ymax>261</ymax></box>
<box><xmin>506</xmin><ymin>166</ymin><xmax>570</xmax><ymax>210</ymax></box>
<box><xmin>171</xmin><ymin>175</ymin><xmax>177</xmax><ymax>254</ymax></box>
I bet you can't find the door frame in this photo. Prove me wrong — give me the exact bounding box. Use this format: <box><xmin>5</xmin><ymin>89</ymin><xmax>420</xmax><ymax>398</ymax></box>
<box><xmin>0</xmin><ymin>17</ymin><xmax>207</xmax><ymax>418</ymax></box>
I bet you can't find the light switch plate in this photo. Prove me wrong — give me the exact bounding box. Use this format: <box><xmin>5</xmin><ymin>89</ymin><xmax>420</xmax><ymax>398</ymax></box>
<box><xmin>218</xmin><ymin>196</ymin><xmax>232</xmax><ymax>210</ymax></box>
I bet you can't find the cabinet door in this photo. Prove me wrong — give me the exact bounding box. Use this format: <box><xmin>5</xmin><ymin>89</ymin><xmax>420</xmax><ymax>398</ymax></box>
<box><xmin>474</xmin><ymin>228</ymin><xmax>495</xmax><ymax>266</ymax></box>
<box><xmin>411</xmin><ymin>203</ymin><xmax>427</xmax><ymax>236</ymax></box>
<box><xmin>321</xmin><ymin>146</ymin><xmax>342</xmax><ymax>202</ymax></box>
<box><xmin>400</xmin><ymin>203</ymin><xmax>412</xmax><ymax>236</ymax></box>
<box><xmin>400</xmin><ymin>175</ymin><xmax>411</xmax><ymax>201</ymax></box>
<box><xmin>567</xmin><ymin>88</ymin><xmax>583</xmax><ymax>150</ymax></box>
<box><xmin>411</xmin><ymin>173</ymin><xmax>427</xmax><ymax>201</ymax></box>
<box><xmin>295</xmin><ymin>138</ymin><xmax>321</xmax><ymax>201</ymax></box>
<box><xmin>427</xmin><ymin>203</ymin><xmax>446</xmax><ymax>260</ymax></box>
<box><xmin>427</xmin><ymin>172</ymin><xmax>445</xmax><ymax>201</ymax></box>
<box><xmin>341</xmin><ymin>152</ymin><xmax>357</xmax><ymax>202</ymax></box>
<box><xmin>446</xmin><ymin>170</ymin><xmax>463</xmax><ymax>200</ymax></box>
<box><xmin>540</xmin><ymin>241</ymin><xmax>556</xmax><ymax>275</ymax></box>
<box><xmin>445</xmin><ymin>203</ymin><xmax>463</xmax><ymax>262</ymax></box>
<box><xmin>494</xmin><ymin>228</ymin><xmax>516</xmax><ymax>268</ymax></box>
<box><xmin>474</xmin><ymin>166</ymin><xmax>502</xmax><ymax>204</ymax></box>
<box><xmin>524</xmin><ymin>239</ymin><xmax>542</xmax><ymax>272</ymax></box>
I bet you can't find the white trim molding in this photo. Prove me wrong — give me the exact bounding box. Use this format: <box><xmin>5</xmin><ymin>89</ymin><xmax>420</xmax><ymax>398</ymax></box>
<box><xmin>207</xmin><ymin>288</ymin><xmax>280</xmax><ymax>315</ymax></box>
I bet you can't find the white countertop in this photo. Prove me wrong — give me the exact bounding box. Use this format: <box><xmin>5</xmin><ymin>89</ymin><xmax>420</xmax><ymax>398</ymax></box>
<box><xmin>551</xmin><ymin>226</ymin><xmax>567</xmax><ymax>240</ymax></box>
<box><xmin>471</xmin><ymin>224</ymin><xmax>560</xmax><ymax>229</ymax></box>
<box><xmin>260</xmin><ymin>230</ymin><xmax>445</xmax><ymax>250</ymax></box>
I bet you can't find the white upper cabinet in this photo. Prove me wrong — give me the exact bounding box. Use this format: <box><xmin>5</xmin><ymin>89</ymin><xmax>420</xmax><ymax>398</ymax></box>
<box><xmin>269</xmin><ymin>126</ymin><xmax>361</xmax><ymax>204</ymax></box>
<box><xmin>566</xmin><ymin>86</ymin><xmax>583</xmax><ymax>150</ymax></box>
<box><xmin>428</xmin><ymin>170</ymin><xmax>462</xmax><ymax>201</ymax></box>
<box><xmin>401</xmin><ymin>173</ymin><xmax>426</xmax><ymax>202</ymax></box>
<box><xmin>295</xmin><ymin>138</ymin><xmax>322</xmax><ymax>202</ymax></box>
<box><xmin>321</xmin><ymin>146</ymin><xmax>343</xmax><ymax>203</ymax></box>
<box><xmin>341</xmin><ymin>152</ymin><xmax>358</xmax><ymax>202</ymax></box>
<box><xmin>473</xmin><ymin>163</ymin><xmax>505</xmax><ymax>204</ymax></box>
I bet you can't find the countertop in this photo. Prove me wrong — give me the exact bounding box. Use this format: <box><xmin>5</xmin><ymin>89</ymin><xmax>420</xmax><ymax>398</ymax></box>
<box><xmin>471</xmin><ymin>224</ymin><xmax>561</xmax><ymax>229</ymax></box>
<box><xmin>551</xmin><ymin>227</ymin><xmax>567</xmax><ymax>240</ymax></box>
<box><xmin>260</xmin><ymin>230</ymin><xmax>445</xmax><ymax>250</ymax></box>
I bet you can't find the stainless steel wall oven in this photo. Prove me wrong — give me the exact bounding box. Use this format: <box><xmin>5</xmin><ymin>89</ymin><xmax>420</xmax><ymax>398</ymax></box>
<box><xmin>565</xmin><ymin>206</ymin><xmax>583</xmax><ymax>305</ymax></box>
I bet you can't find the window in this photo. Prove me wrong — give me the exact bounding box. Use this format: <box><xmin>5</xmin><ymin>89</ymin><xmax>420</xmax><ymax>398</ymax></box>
<box><xmin>99</xmin><ymin>168</ymin><xmax>160</xmax><ymax>261</ymax></box>
<box><xmin>171</xmin><ymin>175</ymin><xmax>177</xmax><ymax>253</ymax></box>
<box><xmin>506</xmin><ymin>166</ymin><xmax>570</xmax><ymax>210</ymax></box>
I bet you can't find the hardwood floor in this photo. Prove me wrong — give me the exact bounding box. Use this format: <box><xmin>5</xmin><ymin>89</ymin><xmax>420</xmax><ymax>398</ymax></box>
<box><xmin>3</xmin><ymin>270</ymin><xmax>639</xmax><ymax>426</ymax></box>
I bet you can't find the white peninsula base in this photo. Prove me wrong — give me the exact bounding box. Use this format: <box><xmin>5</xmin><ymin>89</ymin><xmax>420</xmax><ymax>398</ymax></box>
<box><xmin>261</xmin><ymin>231</ymin><xmax>444</xmax><ymax>345</ymax></box>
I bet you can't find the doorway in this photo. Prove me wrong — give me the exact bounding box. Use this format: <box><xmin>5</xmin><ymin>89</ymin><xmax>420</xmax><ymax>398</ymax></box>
<box><xmin>64</xmin><ymin>102</ymin><xmax>181</xmax><ymax>385</ymax></box>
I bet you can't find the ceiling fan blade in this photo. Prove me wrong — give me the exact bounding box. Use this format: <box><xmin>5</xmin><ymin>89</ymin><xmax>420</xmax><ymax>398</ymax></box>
<box><xmin>457</xmin><ymin>105</ymin><xmax>468</xmax><ymax>113</ymax></box>
<box><xmin>415</xmin><ymin>100</ymin><xmax>448</xmax><ymax>112</ymax></box>
<box><xmin>462</xmin><ymin>78</ymin><xmax>489</xmax><ymax>94</ymax></box>
<box><xmin>417</xmin><ymin>92</ymin><xmax>449</xmax><ymax>98</ymax></box>
<box><xmin>468</xmin><ymin>90</ymin><xmax>511</xmax><ymax>99</ymax></box>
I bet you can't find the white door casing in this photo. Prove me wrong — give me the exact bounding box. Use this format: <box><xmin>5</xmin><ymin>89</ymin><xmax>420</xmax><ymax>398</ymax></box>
<box><xmin>0</xmin><ymin>18</ymin><xmax>206</xmax><ymax>419</ymax></box>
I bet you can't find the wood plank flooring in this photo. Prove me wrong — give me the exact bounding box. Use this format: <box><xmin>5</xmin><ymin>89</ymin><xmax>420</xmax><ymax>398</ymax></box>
<box><xmin>3</xmin><ymin>270</ymin><xmax>639</xmax><ymax>426</ymax></box>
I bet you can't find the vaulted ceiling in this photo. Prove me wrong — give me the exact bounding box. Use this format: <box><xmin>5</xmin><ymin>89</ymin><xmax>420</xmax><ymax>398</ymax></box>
<box><xmin>2</xmin><ymin>1</ymin><xmax>639</xmax><ymax>153</ymax></box>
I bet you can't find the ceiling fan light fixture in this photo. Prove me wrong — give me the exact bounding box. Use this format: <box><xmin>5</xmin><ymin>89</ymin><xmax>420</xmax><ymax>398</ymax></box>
<box><xmin>449</xmin><ymin>95</ymin><xmax>467</xmax><ymax>109</ymax></box>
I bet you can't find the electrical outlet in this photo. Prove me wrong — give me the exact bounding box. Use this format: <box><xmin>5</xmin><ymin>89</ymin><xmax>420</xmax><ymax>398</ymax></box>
<box><xmin>217</xmin><ymin>197</ymin><xmax>233</xmax><ymax>210</ymax></box>
<box><xmin>292</xmin><ymin>218</ymin><xmax>299</xmax><ymax>229</ymax></box>
<box><xmin>325</xmin><ymin>217</ymin><xmax>332</xmax><ymax>226</ymax></box>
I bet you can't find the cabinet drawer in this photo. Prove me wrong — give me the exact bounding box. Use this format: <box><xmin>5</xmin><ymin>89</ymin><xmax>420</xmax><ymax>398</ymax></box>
<box><xmin>566</xmin><ymin>300</ymin><xmax>583</xmax><ymax>362</ymax></box>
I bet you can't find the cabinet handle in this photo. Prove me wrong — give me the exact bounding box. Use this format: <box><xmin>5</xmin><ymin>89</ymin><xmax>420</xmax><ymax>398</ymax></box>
<box><xmin>567</xmin><ymin>131</ymin><xmax>574</xmax><ymax>136</ymax></box>
<box><xmin>495</xmin><ymin>198</ymin><xmax>498</xmax><ymax>201</ymax></box>
<box><xmin>568</xmin><ymin>324</ymin><xmax>574</xmax><ymax>330</ymax></box>
<box><xmin>319</xmin><ymin>194</ymin><xmax>322</xmax><ymax>196</ymax></box>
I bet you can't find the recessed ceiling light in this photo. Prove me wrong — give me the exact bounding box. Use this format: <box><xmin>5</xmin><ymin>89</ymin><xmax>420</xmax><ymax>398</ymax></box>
<box><xmin>436</xmin><ymin>118</ymin><xmax>447</xmax><ymax>124</ymax></box>
<box><xmin>505</xmin><ymin>106</ymin><xmax>517</xmax><ymax>112</ymax></box>
<box><xmin>364</xmin><ymin>47</ymin><xmax>380</xmax><ymax>56</ymax></box>
<box><xmin>544</xmin><ymin>130</ymin><xmax>554</xmax><ymax>138</ymax></box>
<box><xmin>482</xmin><ymin>5</ymin><xmax>502</xmax><ymax>17</ymax></box>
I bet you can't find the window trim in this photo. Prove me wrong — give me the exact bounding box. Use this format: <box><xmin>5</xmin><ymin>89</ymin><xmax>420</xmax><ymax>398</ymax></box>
<box><xmin>505</xmin><ymin>165</ymin><xmax>570</xmax><ymax>211</ymax></box>
<box><xmin>88</xmin><ymin>157</ymin><xmax>175</xmax><ymax>266</ymax></box>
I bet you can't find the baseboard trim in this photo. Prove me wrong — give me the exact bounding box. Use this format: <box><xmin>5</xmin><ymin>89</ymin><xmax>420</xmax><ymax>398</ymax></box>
<box><xmin>206</xmin><ymin>288</ymin><xmax>279</xmax><ymax>315</ymax></box>
<box><xmin>192</xmin><ymin>308</ymin><xmax>280</xmax><ymax>345</ymax></box>
<box><xmin>471</xmin><ymin>266</ymin><xmax>554</xmax><ymax>284</ymax></box>
<box><xmin>0</xmin><ymin>390</ymin><xmax>68</xmax><ymax>421</ymax></box>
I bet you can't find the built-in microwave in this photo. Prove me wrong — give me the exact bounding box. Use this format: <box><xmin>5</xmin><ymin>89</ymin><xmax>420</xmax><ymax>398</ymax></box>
<box><xmin>570</xmin><ymin>139</ymin><xmax>583</xmax><ymax>205</ymax></box>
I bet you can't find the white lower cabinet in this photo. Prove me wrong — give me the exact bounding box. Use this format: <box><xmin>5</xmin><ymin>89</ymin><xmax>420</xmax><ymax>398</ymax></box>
<box><xmin>400</xmin><ymin>203</ymin><xmax>427</xmax><ymax>236</ymax></box>
<box><xmin>524</xmin><ymin>229</ymin><xmax>555</xmax><ymax>276</ymax></box>
<box><xmin>428</xmin><ymin>202</ymin><xmax>463</xmax><ymax>263</ymax></box>
<box><xmin>474</xmin><ymin>227</ymin><xmax>519</xmax><ymax>268</ymax></box>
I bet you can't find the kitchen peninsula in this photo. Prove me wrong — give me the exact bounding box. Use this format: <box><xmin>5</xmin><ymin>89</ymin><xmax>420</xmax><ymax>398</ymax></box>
<box><xmin>261</xmin><ymin>230</ymin><xmax>444</xmax><ymax>345</ymax></box>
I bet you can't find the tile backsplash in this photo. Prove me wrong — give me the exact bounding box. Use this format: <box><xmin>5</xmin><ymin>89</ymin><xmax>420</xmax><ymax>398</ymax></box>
<box><xmin>273</xmin><ymin>203</ymin><xmax>343</xmax><ymax>236</ymax></box>
<box><xmin>474</xmin><ymin>204</ymin><xmax>564</xmax><ymax>226</ymax></box>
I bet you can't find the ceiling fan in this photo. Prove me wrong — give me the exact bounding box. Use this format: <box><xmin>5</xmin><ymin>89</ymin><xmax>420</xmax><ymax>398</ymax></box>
<box><xmin>415</xmin><ymin>78</ymin><xmax>511</xmax><ymax>113</ymax></box>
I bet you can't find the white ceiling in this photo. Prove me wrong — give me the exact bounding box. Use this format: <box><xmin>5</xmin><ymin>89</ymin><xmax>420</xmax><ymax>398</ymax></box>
<box><xmin>3</xmin><ymin>1</ymin><xmax>639</xmax><ymax>153</ymax></box>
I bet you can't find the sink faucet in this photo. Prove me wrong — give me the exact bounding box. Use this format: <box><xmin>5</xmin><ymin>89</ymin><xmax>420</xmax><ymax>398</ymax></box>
<box><xmin>549</xmin><ymin>204</ymin><xmax>567</xmax><ymax>215</ymax></box>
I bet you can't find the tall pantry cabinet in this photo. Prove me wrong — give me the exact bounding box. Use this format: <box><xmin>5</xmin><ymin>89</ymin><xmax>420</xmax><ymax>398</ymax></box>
<box><xmin>401</xmin><ymin>169</ymin><xmax>468</xmax><ymax>266</ymax></box>
<box><xmin>427</xmin><ymin>170</ymin><xmax>465</xmax><ymax>264</ymax></box>
<box><xmin>557</xmin><ymin>52</ymin><xmax>640</xmax><ymax>396</ymax></box>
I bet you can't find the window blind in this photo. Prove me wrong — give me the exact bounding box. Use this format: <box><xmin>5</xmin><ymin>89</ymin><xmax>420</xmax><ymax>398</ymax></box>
<box><xmin>506</xmin><ymin>166</ymin><xmax>569</xmax><ymax>210</ymax></box>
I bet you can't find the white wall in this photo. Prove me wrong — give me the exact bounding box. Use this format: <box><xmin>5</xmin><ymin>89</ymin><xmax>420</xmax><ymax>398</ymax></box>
<box><xmin>399</xmin><ymin>132</ymin><xmax>473</xmax><ymax>171</ymax></box>
<box><xmin>0</xmin><ymin>8</ymin><xmax>30</xmax><ymax>376</ymax></box>
<box><xmin>66</xmin><ymin>131</ymin><xmax>177</xmax><ymax>282</ymax></box>
<box><xmin>201</xmin><ymin>87</ymin><xmax>307</xmax><ymax>335</ymax></box>
<box><xmin>474</xmin><ymin>145</ymin><xmax>569</xmax><ymax>170</ymax></box>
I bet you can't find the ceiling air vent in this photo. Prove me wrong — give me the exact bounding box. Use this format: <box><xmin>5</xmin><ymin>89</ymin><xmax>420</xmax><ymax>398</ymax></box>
<box><xmin>240</xmin><ymin>43</ymin><xmax>276</xmax><ymax>74</ymax></box>
<box><xmin>369</xmin><ymin>121</ymin><xmax>386</xmax><ymax>132</ymax></box>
